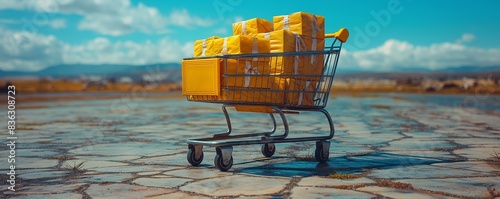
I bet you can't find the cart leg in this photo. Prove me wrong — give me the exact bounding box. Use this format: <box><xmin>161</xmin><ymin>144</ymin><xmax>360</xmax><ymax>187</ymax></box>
<box><xmin>214</xmin><ymin>146</ymin><xmax>233</xmax><ymax>171</ymax></box>
<box><xmin>267</xmin><ymin>113</ymin><xmax>277</xmax><ymax>135</ymax></box>
<box><xmin>213</xmin><ymin>105</ymin><xmax>232</xmax><ymax>138</ymax></box>
<box><xmin>315</xmin><ymin>141</ymin><xmax>330</xmax><ymax>163</ymax></box>
<box><xmin>317</xmin><ymin>108</ymin><xmax>335</xmax><ymax>139</ymax></box>
<box><xmin>266</xmin><ymin>107</ymin><xmax>289</xmax><ymax>140</ymax></box>
<box><xmin>187</xmin><ymin>144</ymin><xmax>204</xmax><ymax>166</ymax></box>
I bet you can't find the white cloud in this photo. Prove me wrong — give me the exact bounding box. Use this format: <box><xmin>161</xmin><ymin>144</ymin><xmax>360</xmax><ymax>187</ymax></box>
<box><xmin>233</xmin><ymin>16</ymin><xmax>244</xmax><ymax>23</ymax></box>
<box><xmin>0</xmin><ymin>0</ymin><xmax>31</xmax><ymax>10</ymax></box>
<box><xmin>1</xmin><ymin>26</ymin><xmax>498</xmax><ymax>72</ymax></box>
<box><xmin>340</xmin><ymin>39</ymin><xmax>500</xmax><ymax>71</ymax></box>
<box><xmin>456</xmin><ymin>33</ymin><xmax>475</xmax><ymax>44</ymax></box>
<box><xmin>0</xmin><ymin>17</ymin><xmax>66</xmax><ymax>29</ymax></box>
<box><xmin>49</xmin><ymin>18</ymin><xmax>65</xmax><ymax>29</ymax></box>
<box><xmin>0</xmin><ymin>26</ymin><xmax>63</xmax><ymax>71</ymax></box>
<box><xmin>0</xmin><ymin>0</ymin><xmax>214</xmax><ymax>36</ymax></box>
<box><xmin>0</xmin><ymin>26</ymin><xmax>193</xmax><ymax>71</ymax></box>
<box><xmin>213</xmin><ymin>27</ymin><xmax>228</xmax><ymax>35</ymax></box>
<box><xmin>168</xmin><ymin>9</ymin><xmax>214</xmax><ymax>28</ymax></box>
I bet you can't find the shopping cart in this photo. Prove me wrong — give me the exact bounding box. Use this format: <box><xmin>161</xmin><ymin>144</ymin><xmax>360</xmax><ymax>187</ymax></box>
<box><xmin>182</xmin><ymin>28</ymin><xmax>349</xmax><ymax>171</ymax></box>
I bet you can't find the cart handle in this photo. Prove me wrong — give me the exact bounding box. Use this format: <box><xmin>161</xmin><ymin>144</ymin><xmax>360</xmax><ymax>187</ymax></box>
<box><xmin>325</xmin><ymin>28</ymin><xmax>349</xmax><ymax>43</ymax></box>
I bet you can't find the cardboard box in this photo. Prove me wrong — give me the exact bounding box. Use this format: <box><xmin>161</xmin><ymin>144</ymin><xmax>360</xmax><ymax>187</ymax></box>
<box><xmin>213</xmin><ymin>35</ymin><xmax>270</xmax><ymax>56</ymax></box>
<box><xmin>285</xmin><ymin>78</ymin><xmax>318</xmax><ymax>106</ymax></box>
<box><xmin>193</xmin><ymin>36</ymin><xmax>221</xmax><ymax>57</ymax></box>
<box><xmin>233</xmin><ymin>18</ymin><xmax>273</xmax><ymax>36</ymax></box>
<box><xmin>220</xmin><ymin>59</ymin><xmax>274</xmax><ymax>88</ymax></box>
<box><xmin>256</xmin><ymin>30</ymin><xmax>324</xmax><ymax>79</ymax></box>
<box><xmin>273</xmin><ymin>11</ymin><xmax>325</xmax><ymax>38</ymax></box>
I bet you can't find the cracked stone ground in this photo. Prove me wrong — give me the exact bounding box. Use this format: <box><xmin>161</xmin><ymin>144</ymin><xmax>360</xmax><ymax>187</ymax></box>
<box><xmin>1</xmin><ymin>93</ymin><xmax>499</xmax><ymax>198</ymax></box>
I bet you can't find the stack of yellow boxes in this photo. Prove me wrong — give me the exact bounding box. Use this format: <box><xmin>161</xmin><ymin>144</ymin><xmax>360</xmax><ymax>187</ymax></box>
<box><xmin>185</xmin><ymin>11</ymin><xmax>326</xmax><ymax>107</ymax></box>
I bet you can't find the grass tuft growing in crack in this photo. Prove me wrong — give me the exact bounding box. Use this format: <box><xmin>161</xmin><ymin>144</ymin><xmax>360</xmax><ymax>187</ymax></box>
<box><xmin>376</xmin><ymin>179</ymin><xmax>413</xmax><ymax>190</ymax></box>
<box><xmin>64</xmin><ymin>161</ymin><xmax>86</xmax><ymax>173</ymax></box>
<box><xmin>328</xmin><ymin>173</ymin><xmax>361</xmax><ymax>179</ymax></box>
<box><xmin>489</xmin><ymin>150</ymin><xmax>500</xmax><ymax>162</ymax></box>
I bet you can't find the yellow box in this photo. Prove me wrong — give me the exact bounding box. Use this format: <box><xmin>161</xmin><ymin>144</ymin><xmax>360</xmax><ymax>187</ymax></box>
<box><xmin>273</xmin><ymin>77</ymin><xmax>317</xmax><ymax>106</ymax></box>
<box><xmin>182</xmin><ymin>58</ymin><xmax>221</xmax><ymax>96</ymax></box>
<box><xmin>193</xmin><ymin>36</ymin><xmax>220</xmax><ymax>57</ymax></box>
<box><xmin>274</xmin><ymin>12</ymin><xmax>325</xmax><ymax>38</ymax></box>
<box><xmin>285</xmin><ymin>78</ymin><xmax>318</xmax><ymax>106</ymax></box>
<box><xmin>220</xmin><ymin>59</ymin><xmax>274</xmax><ymax>88</ymax></box>
<box><xmin>190</xmin><ymin>87</ymin><xmax>285</xmax><ymax>105</ymax></box>
<box><xmin>233</xmin><ymin>18</ymin><xmax>273</xmax><ymax>36</ymax></box>
<box><xmin>213</xmin><ymin>35</ymin><xmax>270</xmax><ymax>56</ymax></box>
<box><xmin>256</xmin><ymin>30</ymin><xmax>324</xmax><ymax>78</ymax></box>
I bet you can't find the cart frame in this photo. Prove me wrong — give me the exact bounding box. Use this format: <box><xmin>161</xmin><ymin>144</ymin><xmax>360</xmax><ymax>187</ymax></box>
<box><xmin>184</xmin><ymin>34</ymin><xmax>346</xmax><ymax>171</ymax></box>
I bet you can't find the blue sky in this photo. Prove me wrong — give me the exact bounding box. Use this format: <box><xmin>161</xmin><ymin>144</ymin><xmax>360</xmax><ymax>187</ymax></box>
<box><xmin>0</xmin><ymin>0</ymin><xmax>499</xmax><ymax>72</ymax></box>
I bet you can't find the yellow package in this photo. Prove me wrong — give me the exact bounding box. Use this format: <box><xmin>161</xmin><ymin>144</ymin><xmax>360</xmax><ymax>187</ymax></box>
<box><xmin>271</xmin><ymin>77</ymin><xmax>316</xmax><ymax>106</ymax></box>
<box><xmin>190</xmin><ymin>87</ymin><xmax>285</xmax><ymax>105</ymax></box>
<box><xmin>274</xmin><ymin>12</ymin><xmax>325</xmax><ymax>38</ymax></box>
<box><xmin>233</xmin><ymin>18</ymin><xmax>273</xmax><ymax>36</ymax></box>
<box><xmin>220</xmin><ymin>59</ymin><xmax>274</xmax><ymax>88</ymax></box>
<box><xmin>193</xmin><ymin>36</ymin><xmax>221</xmax><ymax>57</ymax></box>
<box><xmin>285</xmin><ymin>78</ymin><xmax>318</xmax><ymax>107</ymax></box>
<box><xmin>213</xmin><ymin>35</ymin><xmax>270</xmax><ymax>56</ymax></box>
<box><xmin>256</xmin><ymin>30</ymin><xmax>325</xmax><ymax>78</ymax></box>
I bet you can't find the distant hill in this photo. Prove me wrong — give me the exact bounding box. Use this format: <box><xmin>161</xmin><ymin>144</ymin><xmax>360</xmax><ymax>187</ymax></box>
<box><xmin>1</xmin><ymin>63</ymin><xmax>499</xmax><ymax>83</ymax></box>
<box><xmin>336</xmin><ymin>65</ymin><xmax>500</xmax><ymax>74</ymax></box>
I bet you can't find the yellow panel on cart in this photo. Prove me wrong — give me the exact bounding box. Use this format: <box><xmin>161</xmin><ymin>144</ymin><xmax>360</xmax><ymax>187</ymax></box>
<box><xmin>182</xmin><ymin>58</ymin><xmax>221</xmax><ymax>96</ymax></box>
<box><xmin>235</xmin><ymin>105</ymin><xmax>274</xmax><ymax>113</ymax></box>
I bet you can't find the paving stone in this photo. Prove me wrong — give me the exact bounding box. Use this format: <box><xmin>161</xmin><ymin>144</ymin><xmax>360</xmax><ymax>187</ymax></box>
<box><xmin>87</xmin><ymin>165</ymin><xmax>163</xmax><ymax>173</ymax></box>
<box><xmin>14</xmin><ymin>193</ymin><xmax>83</xmax><ymax>199</ymax></box>
<box><xmin>398</xmin><ymin>176</ymin><xmax>500</xmax><ymax>198</ymax></box>
<box><xmin>13</xmin><ymin>158</ymin><xmax>59</xmax><ymax>169</ymax></box>
<box><xmin>69</xmin><ymin>142</ymin><xmax>179</xmax><ymax>156</ymax></box>
<box><xmin>289</xmin><ymin>187</ymin><xmax>374</xmax><ymax>199</ymax></box>
<box><xmin>81</xmin><ymin>173</ymin><xmax>133</xmax><ymax>183</ymax></box>
<box><xmin>383</xmin><ymin>139</ymin><xmax>455</xmax><ymax>151</ymax></box>
<box><xmin>131</xmin><ymin>154</ymin><xmax>186</xmax><ymax>165</ymax></box>
<box><xmin>16</xmin><ymin>183</ymin><xmax>86</xmax><ymax>194</ymax></box>
<box><xmin>452</xmin><ymin>138</ymin><xmax>500</xmax><ymax>147</ymax></box>
<box><xmin>369</xmin><ymin>165</ymin><xmax>488</xmax><ymax>179</ymax></box>
<box><xmin>9</xmin><ymin>149</ymin><xmax>60</xmax><ymax>158</ymax></box>
<box><xmin>85</xmin><ymin>183</ymin><xmax>174</xmax><ymax>198</ymax></box>
<box><xmin>132</xmin><ymin>177</ymin><xmax>192</xmax><ymax>188</ymax></box>
<box><xmin>358</xmin><ymin>186</ymin><xmax>455</xmax><ymax>199</ymax></box>
<box><xmin>163</xmin><ymin>168</ymin><xmax>232</xmax><ymax>179</ymax></box>
<box><xmin>137</xmin><ymin>171</ymin><xmax>162</xmax><ymax>176</ymax></box>
<box><xmin>454</xmin><ymin>147</ymin><xmax>500</xmax><ymax>160</ymax></box>
<box><xmin>73</xmin><ymin>155</ymin><xmax>142</xmax><ymax>162</ymax></box>
<box><xmin>18</xmin><ymin>170</ymin><xmax>69</xmax><ymax>180</ymax></box>
<box><xmin>180</xmin><ymin>175</ymin><xmax>289</xmax><ymax>197</ymax></box>
<box><xmin>298</xmin><ymin>176</ymin><xmax>375</xmax><ymax>187</ymax></box>
<box><xmin>147</xmin><ymin>191</ymin><xmax>211</xmax><ymax>199</ymax></box>
<box><xmin>433</xmin><ymin>161</ymin><xmax>500</xmax><ymax>173</ymax></box>
<box><xmin>65</xmin><ymin>160</ymin><xmax>128</xmax><ymax>169</ymax></box>
<box><xmin>346</xmin><ymin>152</ymin><xmax>446</xmax><ymax>168</ymax></box>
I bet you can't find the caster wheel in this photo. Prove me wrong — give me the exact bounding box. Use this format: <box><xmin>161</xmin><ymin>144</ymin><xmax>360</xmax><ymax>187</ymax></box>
<box><xmin>315</xmin><ymin>144</ymin><xmax>329</xmax><ymax>163</ymax></box>
<box><xmin>214</xmin><ymin>154</ymin><xmax>233</xmax><ymax>171</ymax></box>
<box><xmin>261</xmin><ymin>143</ymin><xmax>275</xmax><ymax>157</ymax></box>
<box><xmin>187</xmin><ymin>148</ymin><xmax>203</xmax><ymax>166</ymax></box>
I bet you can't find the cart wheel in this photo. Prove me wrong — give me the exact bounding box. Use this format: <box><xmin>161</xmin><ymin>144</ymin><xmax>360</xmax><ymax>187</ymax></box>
<box><xmin>187</xmin><ymin>148</ymin><xmax>203</xmax><ymax>166</ymax></box>
<box><xmin>214</xmin><ymin>154</ymin><xmax>233</xmax><ymax>171</ymax></box>
<box><xmin>315</xmin><ymin>143</ymin><xmax>329</xmax><ymax>163</ymax></box>
<box><xmin>261</xmin><ymin>143</ymin><xmax>275</xmax><ymax>157</ymax></box>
